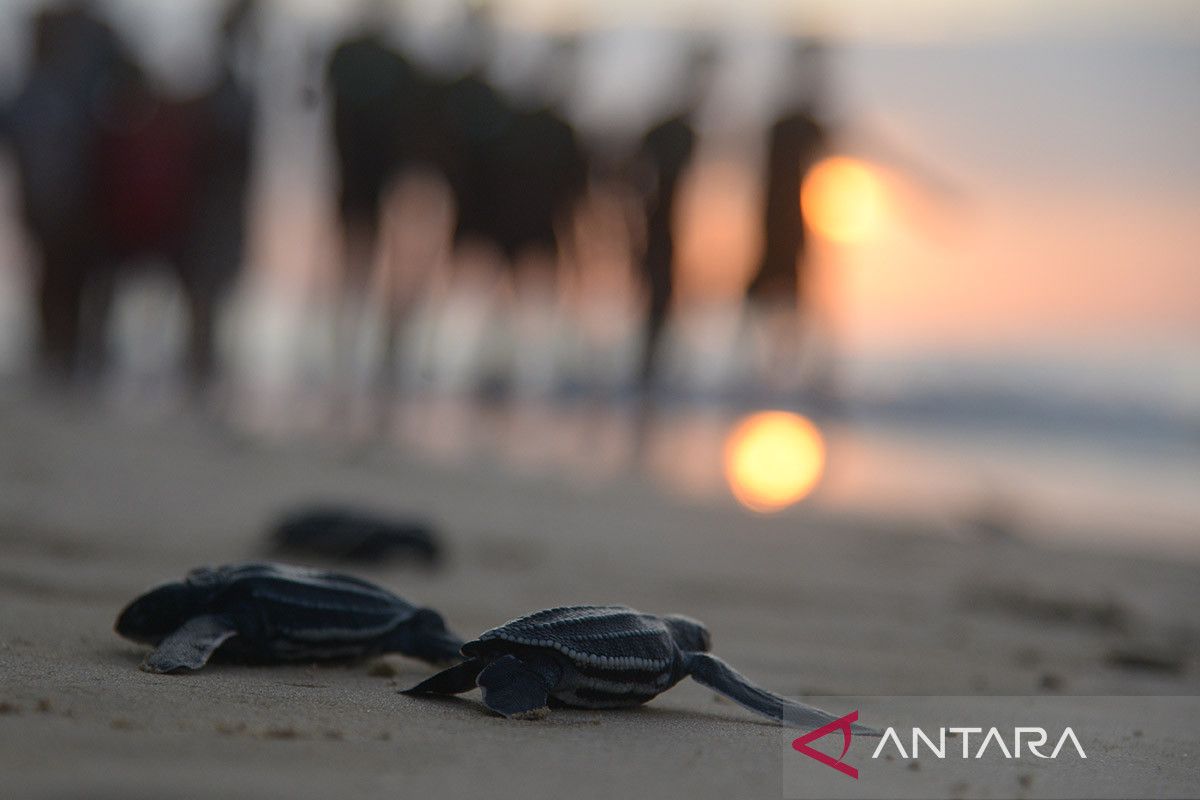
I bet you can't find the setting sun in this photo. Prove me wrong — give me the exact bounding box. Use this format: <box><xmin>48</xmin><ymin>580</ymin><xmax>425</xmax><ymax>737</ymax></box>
<box><xmin>723</xmin><ymin>411</ymin><xmax>826</xmax><ymax>513</ymax></box>
<box><xmin>801</xmin><ymin>156</ymin><xmax>885</xmax><ymax>244</ymax></box>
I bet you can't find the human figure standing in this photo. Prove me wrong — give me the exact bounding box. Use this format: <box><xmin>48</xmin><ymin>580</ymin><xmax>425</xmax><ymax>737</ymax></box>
<box><xmin>745</xmin><ymin>38</ymin><xmax>829</xmax><ymax>388</ymax></box>
<box><xmin>476</xmin><ymin>36</ymin><xmax>589</xmax><ymax>393</ymax></box>
<box><xmin>436</xmin><ymin>7</ymin><xmax>513</xmax><ymax>277</ymax></box>
<box><xmin>326</xmin><ymin>10</ymin><xmax>434</xmax><ymax>399</ymax></box>
<box><xmin>435</xmin><ymin>15</ymin><xmax>590</xmax><ymax>397</ymax></box>
<box><xmin>633</xmin><ymin>44</ymin><xmax>715</xmax><ymax>395</ymax></box>
<box><xmin>0</xmin><ymin>2</ymin><xmax>126</xmax><ymax>378</ymax></box>
<box><xmin>82</xmin><ymin>0</ymin><xmax>259</xmax><ymax>393</ymax></box>
<box><xmin>177</xmin><ymin>0</ymin><xmax>259</xmax><ymax>392</ymax></box>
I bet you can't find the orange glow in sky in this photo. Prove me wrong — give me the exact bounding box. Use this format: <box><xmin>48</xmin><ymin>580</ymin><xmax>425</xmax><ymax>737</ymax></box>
<box><xmin>723</xmin><ymin>411</ymin><xmax>826</xmax><ymax>513</ymax></box>
<box><xmin>802</xmin><ymin>156</ymin><xmax>885</xmax><ymax>244</ymax></box>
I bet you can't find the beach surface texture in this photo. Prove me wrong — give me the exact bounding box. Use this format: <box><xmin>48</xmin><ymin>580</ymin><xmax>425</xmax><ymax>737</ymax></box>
<box><xmin>1</xmin><ymin>389</ymin><xmax>1196</xmax><ymax>799</ymax></box>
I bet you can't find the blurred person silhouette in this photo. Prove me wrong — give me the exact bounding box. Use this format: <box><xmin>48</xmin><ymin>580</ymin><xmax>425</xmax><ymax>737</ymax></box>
<box><xmin>473</xmin><ymin>35</ymin><xmax>589</xmax><ymax>394</ymax></box>
<box><xmin>744</xmin><ymin>37</ymin><xmax>830</xmax><ymax>391</ymax></box>
<box><xmin>2</xmin><ymin>0</ymin><xmax>261</xmax><ymax>393</ymax></box>
<box><xmin>437</xmin><ymin>3</ymin><xmax>510</xmax><ymax>266</ymax></box>
<box><xmin>0</xmin><ymin>1</ymin><xmax>127</xmax><ymax>378</ymax></box>
<box><xmin>175</xmin><ymin>0</ymin><xmax>260</xmax><ymax>392</ymax></box>
<box><xmin>326</xmin><ymin>2</ymin><xmax>439</xmax><ymax>400</ymax></box>
<box><xmin>81</xmin><ymin>0</ymin><xmax>260</xmax><ymax>395</ymax></box>
<box><xmin>87</xmin><ymin>56</ymin><xmax>195</xmax><ymax>367</ymax></box>
<box><xmin>432</xmin><ymin>20</ymin><xmax>590</xmax><ymax>400</ymax></box>
<box><xmin>632</xmin><ymin>42</ymin><xmax>716</xmax><ymax>398</ymax></box>
<box><xmin>430</xmin><ymin>3</ymin><xmax>522</xmax><ymax>398</ymax></box>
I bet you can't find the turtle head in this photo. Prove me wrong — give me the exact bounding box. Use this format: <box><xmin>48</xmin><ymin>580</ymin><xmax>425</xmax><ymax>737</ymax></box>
<box><xmin>395</xmin><ymin>608</ymin><xmax>465</xmax><ymax>666</ymax></box>
<box><xmin>115</xmin><ymin>581</ymin><xmax>204</xmax><ymax>644</ymax></box>
<box><xmin>664</xmin><ymin>614</ymin><xmax>711</xmax><ymax>653</ymax></box>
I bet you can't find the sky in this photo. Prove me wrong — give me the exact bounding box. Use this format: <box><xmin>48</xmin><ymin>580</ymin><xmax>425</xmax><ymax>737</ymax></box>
<box><xmin>266</xmin><ymin>0</ymin><xmax>1200</xmax><ymax>40</ymax></box>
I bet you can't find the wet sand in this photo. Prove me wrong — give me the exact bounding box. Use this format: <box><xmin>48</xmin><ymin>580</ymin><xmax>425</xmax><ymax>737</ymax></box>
<box><xmin>1</xmin><ymin>386</ymin><xmax>1197</xmax><ymax>799</ymax></box>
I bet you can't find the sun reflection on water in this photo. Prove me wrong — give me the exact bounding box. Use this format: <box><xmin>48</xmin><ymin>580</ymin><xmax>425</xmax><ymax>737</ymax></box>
<box><xmin>723</xmin><ymin>411</ymin><xmax>826</xmax><ymax>513</ymax></box>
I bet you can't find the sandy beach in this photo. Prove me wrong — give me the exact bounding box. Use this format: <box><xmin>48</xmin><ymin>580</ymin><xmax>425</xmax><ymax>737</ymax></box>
<box><xmin>1</xmin><ymin>385</ymin><xmax>1197</xmax><ymax>799</ymax></box>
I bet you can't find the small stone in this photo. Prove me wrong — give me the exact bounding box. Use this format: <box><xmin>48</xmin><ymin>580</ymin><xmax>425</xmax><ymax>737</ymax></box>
<box><xmin>35</xmin><ymin>698</ymin><xmax>52</xmax><ymax>713</ymax></box>
<box><xmin>907</xmin><ymin>761</ymin><xmax>920</xmax><ymax>772</ymax></box>
<box><xmin>0</xmin><ymin>702</ymin><xmax>21</xmax><ymax>715</ymax></box>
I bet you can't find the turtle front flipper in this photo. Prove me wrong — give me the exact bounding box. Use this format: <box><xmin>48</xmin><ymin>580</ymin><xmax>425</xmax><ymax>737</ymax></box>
<box><xmin>684</xmin><ymin>653</ymin><xmax>881</xmax><ymax>735</ymax></box>
<box><xmin>401</xmin><ymin>658</ymin><xmax>485</xmax><ymax>696</ymax></box>
<box><xmin>142</xmin><ymin>614</ymin><xmax>238</xmax><ymax>673</ymax></box>
<box><xmin>476</xmin><ymin>655</ymin><xmax>559</xmax><ymax>720</ymax></box>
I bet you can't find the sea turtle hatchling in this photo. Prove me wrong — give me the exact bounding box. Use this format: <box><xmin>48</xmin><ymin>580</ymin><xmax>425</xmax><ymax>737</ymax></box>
<box><xmin>402</xmin><ymin>604</ymin><xmax>879</xmax><ymax>731</ymax></box>
<box><xmin>115</xmin><ymin>561</ymin><xmax>464</xmax><ymax>673</ymax></box>
<box><xmin>270</xmin><ymin>505</ymin><xmax>442</xmax><ymax>565</ymax></box>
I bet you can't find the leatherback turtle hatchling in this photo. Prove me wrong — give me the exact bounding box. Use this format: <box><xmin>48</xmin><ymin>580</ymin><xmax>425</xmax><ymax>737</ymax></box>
<box><xmin>115</xmin><ymin>561</ymin><xmax>463</xmax><ymax>673</ymax></box>
<box><xmin>270</xmin><ymin>505</ymin><xmax>442</xmax><ymax>566</ymax></box>
<box><xmin>403</xmin><ymin>604</ymin><xmax>877</xmax><ymax>730</ymax></box>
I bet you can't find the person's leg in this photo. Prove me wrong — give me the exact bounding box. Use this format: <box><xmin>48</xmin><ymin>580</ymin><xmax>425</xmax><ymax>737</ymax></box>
<box><xmin>638</xmin><ymin>230</ymin><xmax>674</xmax><ymax>392</ymax></box>
<box><xmin>183</xmin><ymin>282</ymin><xmax>217</xmax><ymax>394</ymax></box>
<box><xmin>510</xmin><ymin>241</ymin><xmax>561</xmax><ymax>395</ymax></box>
<box><xmin>77</xmin><ymin>260</ymin><xmax>117</xmax><ymax>382</ymax></box>
<box><xmin>375</xmin><ymin>170</ymin><xmax>450</xmax><ymax>404</ymax></box>
<box><xmin>331</xmin><ymin>210</ymin><xmax>379</xmax><ymax>408</ymax></box>
<box><xmin>633</xmin><ymin>230</ymin><xmax>674</xmax><ymax>455</ymax></box>
<box><xmin>35</xmin><ymin>256</ymin><xmax>67</xmax><ymax>375</ymax></box>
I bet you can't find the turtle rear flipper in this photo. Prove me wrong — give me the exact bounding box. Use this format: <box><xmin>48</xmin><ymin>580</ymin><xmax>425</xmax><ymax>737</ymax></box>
<box><xmin>401</xmin><ymin>657</ymin><xmax>485</xmax><ymax>696</ymax></box>
<box><xmin>142</xmin><ymin>614</ymin><xmax>238</xmax><ymax>673</ymax></box>
<box><xmin>684</xmin><ymin>652</ymin><xmax>880</xmax><ymax>735</ymax></box>
<box><xmin>476</xmin><ymin>655</ymin><xmax>557</xmax><ymax>720</ymax></box>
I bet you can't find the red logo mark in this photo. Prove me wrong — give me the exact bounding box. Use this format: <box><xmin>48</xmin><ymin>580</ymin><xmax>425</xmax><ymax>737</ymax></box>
<box><xmin>792</xmin><ymin>711</ymin><xmax>860</xmax><ymax>780</ymax></box>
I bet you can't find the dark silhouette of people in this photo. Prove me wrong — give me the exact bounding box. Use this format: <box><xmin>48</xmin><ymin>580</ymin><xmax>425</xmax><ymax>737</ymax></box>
<box><xmin>176</xmin><ymin>0</ymin><xmax>259</xmax><ymax>389</ymax></box>
<box><xmin>435</xmin><ymin>7</ymin><xmax>513</xmax><ymax>268</ymax></box>
<box><xmin>325</xmin><ymin>10</ymin><xmax>443</xmax><ymax>401</ymax></box>
<box><xmin>1</xmin><ymin>0</ymin><xmax>259</xmax><ymax>392</ymax></box>
<box><xmin>88</xmin><ymin>0</ymin><xmax>259</xmax><ymax>392</ymax></box>
<box><xmin>632</xmin><ymin>44</ymin><xmax>714</xmax><ymax>394</ymax></box>
<box><xmin>86</xmin><ymin>54</ymin><xmax>197</xmax><ymax>374</ymax></box>
<box><xmin>745</xmin><ymin>38</ymin><xmax>829</xmax><ymax>386</ymax></box>
<box><xmin>487</xmin><ymin>39</ymin><xmax>589</xmax><ymax>394</ymax></box>
<box><xmin>487</xmin><ymin>70</ymin><xmax>587</xmax><ymax>279</ymax></box>
<box><xmin>327</xmin><ymin>23</ymin><xmax>428</xmax><ymax>287</ymax></box>
<box><xmin>0</xmin><ymin>2</ymin><xmax>127</xmax><ymax>377</ymax></box>
<box><xmin>436</xmin><ymin>19</ymin><xmax>589</xmax><ymax>396</ymax></box>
